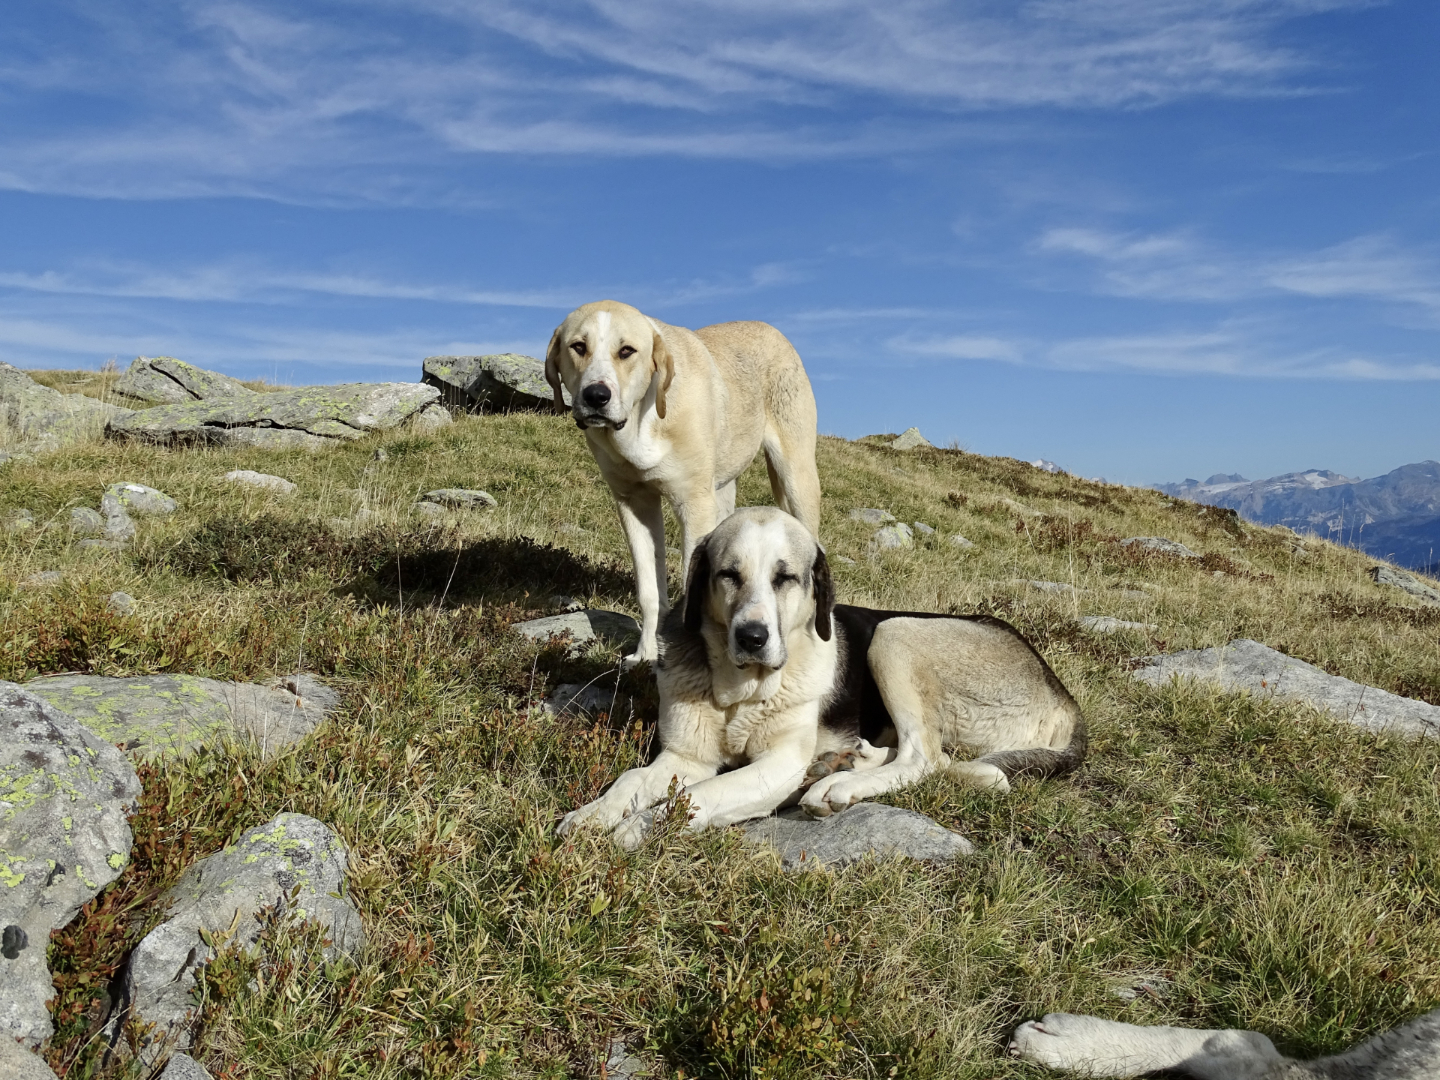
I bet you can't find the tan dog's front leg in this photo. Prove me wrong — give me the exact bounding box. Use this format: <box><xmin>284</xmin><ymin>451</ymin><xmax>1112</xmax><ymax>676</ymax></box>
<box><xmin>558</xmin><ymin>749</ymin><xmax>718</xmax><ymax>838</ymax></box>
<box><xmin>614</xmin><ymin>490</ymin><xmax>667</xmax><ymax>667</ymax></box>
<box><xmin>674</xmin><ymin>481</ymin><xmax>721</xmax><ymax>585</ymax></box>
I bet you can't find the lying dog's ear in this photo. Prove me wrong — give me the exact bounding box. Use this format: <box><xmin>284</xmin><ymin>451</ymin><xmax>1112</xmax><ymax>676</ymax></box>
<box><xmin>683</xmin><ymin>540</ymin><xmax>711</xmax><ymax>634</ymax></box>
<box><xmin>811</xmin><ymin>546</ymin><xmax>834</xmax><ymax>642</ymax></box>
<box><xmin>544</xmin><ymin>326</ymin><xmax>565</xmax><ymax>414</ymax></box>
<box><xmin>652</xmin><ymin>330</ymin><xmax>675</xmax><ymax>420</ymax></box>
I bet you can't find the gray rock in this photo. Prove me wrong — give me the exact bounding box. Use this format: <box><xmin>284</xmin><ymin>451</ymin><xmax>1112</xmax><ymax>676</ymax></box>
<box><xmin>24</xmin><ymin>673</ymin><xmax>339</xmax><ymax>762</ymax></box>
<box><xmin>513</xmin><ymin>610</ymin><xmax>640</xmax><ymax>650</ymax></box>
<box><xmin>3</xmin><ymin>509</ymin><xmax>35</xmax><ymax>532</ymax></box>
<box><xmin>0</xmin><ymin>682</ymin><xmax>142</xmax><ymax>1047</ymax></box>
<box><xmin>106</xmin><ymin>383</ymin><xmax>443</xmax><ymax>451</ymax></box>
<box><xmin>602</xmin><ymin>1037</ymin><xmax>649</xmax><ymax>1079</ymax></box>
<box><xmin>126</xmin><ymin>813</ymin><xmax>363</xmax><ymax>1063</ymax></box>
<box><xmin>1078</xmin><ymin>615</ymin><xmax>1157</xmax><ymax>634</ymax></box>
<box><xmin>742</xmin><ymin>803</ymin><xmax>973</xmax><ymax>870</ymax></box>
<box><xmin>409</xmin><ymin>403</ymin><xmax>453</xmax><ymax>433</ymax></box>
<box><xmin>18</xmin><ymin>571</ymin><xmax>62</xmax><ymax>589</ymax></box>
<box><xmin>103</xmin><ymin>482</ymin><xmax>177</xmax><ymax>518</ymax></box>
<box><xmin>543</xmin><ymin>681</ymin><xmax>633</xmax><ymax>722</ymax></box>
<box><xmin>912</xmin><ymin>521</ymin><xmax>935</xmax><ymax>536</ymax></box>
<box><xmin>871</xmin><ymin>522</ymin><xmax>913</xmax><ymax>550</ymax></box>
<box><xmin>418</xmin><ymin>488</ymin><xmax>497</xmax><ymax>511</ymax></box>
<box><xmin>890</xmin><ymin>427</ymin><xmax>932</xmax><ymax>451</ymax></box>
<box><xmin>0</xmin><ymin>362</ymin><xmax>133</xmax><ymax>454</ymax></box>
<box><xmin>107</xmin><ymin>591</ymin><xmax>136</xmax><ymax>615</ymax></box>
<box><xmin>421</xmin><ymin>353</ymin><xmax>571</xmax><ymax>413</ymax></box>
<box><xmin>848</xmin><ymin>508</ymin><xmax>895</xmax><ymax>526</ymax></box>
<box><xmin>1000</xmin><ymin>498</ymin><xmax>1044</xmax><ymax>518</ymax></box>
<box><xmin>223</xmin><ymin>470</ymin><xmax>296</xmax><ymax>494</ymax></box>
<box><xmin>1108</xmin><ymin>974</ymin><xmax>1174</xmax><ymax>1002</ymax></box>
<box><xmin>1371</xmin><ymin>565</ymin><xmax>1440</xmax><ymax>606</ymax></box>
<box><xmin>1026</xmin><ymin>580</ymin><xmax>1076</xmax><ymax>596</ymax></box>
<box><xmin>412</xmin><ymin>501</ymin><xmax>446</xmax><ymax>520</ymax></box>
<box><xmin>0</xmin><ymin>1039</ymin><xmax>60</xmax><ymax>1080</ymax></box>
<box><xmin>950</xmin><ymin>534</ymin><xmax>976</xmax><ymax>549</ymax></box>
<box><xmin>1133</xmin><ymin>639</ymin><xmax>1440</xmax><ymax>739</ymax></box>
<box><xmin>1121</xmin><ymin>536</ymin><xmax>1200</xmax><ymax>559</ymax></box>
<box><xmin>159</xmin><ymin>1053</ymin><xmax>213</xmax><ymax>1080</ymax></box>
<box><xmin>69</xmin><ymin>507</ymin><xmax>105</xmax><ymax>535</ymax></box>
<box><xmin>113</xmin><ymin>357</ymin><xmax>255</xmax><ymax>406</ymax></box>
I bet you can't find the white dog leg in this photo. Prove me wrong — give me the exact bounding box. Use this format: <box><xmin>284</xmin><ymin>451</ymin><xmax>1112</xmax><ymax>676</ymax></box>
<box><xmin>558</xmin><ymin>749</ymin><xmax>718</xmax><ymax>837</ymax></box>
<box><xmin>615</xmin><ymin>492</ymin><xmax>668</xmax><ymax>667</ymax></box>
<box><xmin>1009</xmin><ymin>1014</ymin><xmax>1284</xmax><ymax>1079</ymax></box>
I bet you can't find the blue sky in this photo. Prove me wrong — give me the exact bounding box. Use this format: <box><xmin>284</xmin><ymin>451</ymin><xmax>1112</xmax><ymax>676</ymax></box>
<box><xmin>2</xmin><ymin>1</ymin><xmax>1437</xmax><ymax>485</ymax></box>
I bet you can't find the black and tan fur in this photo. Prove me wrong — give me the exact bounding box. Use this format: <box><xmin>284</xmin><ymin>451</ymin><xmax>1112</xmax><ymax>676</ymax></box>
<box><xmin>558</xmin><ymin>507</ymin><xmax>1085</xmax><ymax>847</ymax></box>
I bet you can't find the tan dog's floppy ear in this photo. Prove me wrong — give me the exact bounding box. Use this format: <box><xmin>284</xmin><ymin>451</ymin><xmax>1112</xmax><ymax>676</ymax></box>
<box><xmin>544</xmin><ymin>326</ymin><xmax>565</xmax><ymax>414</ymax></box>
<box><xmin>683</xmin><ymin>539</ymin><xmax>711</xmax><ymax>633</ymax></box>
<box><xmin>811</xmin><ymin>546</ymin><xmax>834</xmax><ymax>642</ymax></box>
<box><xmin>651</xmin><ymin>330</ymin><xmax>675</xmax><ymax>420</ymax></box>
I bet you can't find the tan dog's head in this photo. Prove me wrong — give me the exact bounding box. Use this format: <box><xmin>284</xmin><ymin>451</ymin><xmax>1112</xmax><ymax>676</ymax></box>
<box><xmin>545</xmin><ymin>300</ymin><xmax>675</xmax><ymax>430</ymax></box>
<box><xmin>683</xmin><ymin>507</ymin><xmax>833</xmax><ymax>671</ymax></box>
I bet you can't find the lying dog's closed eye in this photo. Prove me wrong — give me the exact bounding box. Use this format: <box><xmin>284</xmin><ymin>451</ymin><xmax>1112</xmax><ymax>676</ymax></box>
<box><xmin>558</xmin><ymin>506</ymin><xmax>1086</xmax><ymax>848</ymax></box>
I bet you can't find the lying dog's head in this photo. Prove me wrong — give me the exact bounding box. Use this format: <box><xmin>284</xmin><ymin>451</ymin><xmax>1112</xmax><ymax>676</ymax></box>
<box><xmin>545</xmin><ymin>300</ymin><xmax>675</xmax><ymax>430</ymax></box>
<box><xmin>683</xmin><ymin>507</ymin><xmax>832</xmax><ymax>671</ymax></box>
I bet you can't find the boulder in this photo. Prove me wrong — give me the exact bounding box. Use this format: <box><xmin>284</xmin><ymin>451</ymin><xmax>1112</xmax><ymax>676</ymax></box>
<box><xmin>112</xmin><ymin>357</ymin><xmax>255</xmax><ymax>407</ymax></box>
<box><xmin>1078</xmin><ymin>615</ymin><xmax>1157</xmax><ymax>634</ymax></box>
<box><xmin>0</xmin><ymin>1039</ymin><xmax>60</xmax><ymax>1080</ymax></box>
<box><xmin>0</xmin><ymin>363</ymin><xmax>133</xmax><ymax>454</ymax></box>
<box><xmin>421</xmin><ymin>354</ymin><xmax>570</xmax><ymax>413</ymax></box>
<box><xmin>890</xmin><ymin>427</ymin><xmax>932</xmax><ymax>451</ymax></box>
<box><xmin>848</xmin><ymin>508</ymin><xmax>895</xmax><ymax>526</ymax></box>
<box><xmin>1371</xmin><ymin>565</ymin><xmax>1440</xmax><ymax>606</ymax></box>
<box><xmin>513</xmin><ymin>610</ymin><xmax>640</xmax><ymax>650</ymax></box>
<box><xmin>106</xmin><ymin>383</ymin><xmax>445</xmax><ymax>451</ymax></box>
<box><xmin>1121</xmin><ymin>536</ymin><xmax>1200</xmax><ymax>559</ymax></box>
<box><xmin>418</xmin><ymin>488</ymin><xmax>497</xmax><ymax>511</ymax></box>
<box><xmin>125</xmin><ymin>813</ymin><xmax>363</xmax><ymax>1063</ymax></box>
<box><xmin>741</xmin><ymin>803</ymin><xmax>973</xmax><ymax>870</ymax></box>
<box><xmin>24</xmin><ymin>673</ymin><xmax>339</xmax><ymax>762</ymax></box>
<box><xmin>159</xmin><ymin>1053</ymin><xmax>213</xmax><ymax>1080</ymax></box>
<box><xmin>871</xmin><ymin>523</ymin><xmax>913</xmax><ymax>550</ymax></box>
<box><xmin>1133</xmin><ymin>639</ymin><xmax>1440</xmax><ymax>739</ymax></box>
<box><xmin>0</xmin><ymin>683</ymin><xmax>142</xmax><ymax>1047</ymax></box>
<box><xmin>223</xmin><ymin>470</ymin><xmax>296</xmax><ymax>494</ymax></box>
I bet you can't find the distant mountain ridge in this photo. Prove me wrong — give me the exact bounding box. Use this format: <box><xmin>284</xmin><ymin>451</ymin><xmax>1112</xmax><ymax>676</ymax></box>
<box><xmin>1153</xmin><ymin>460</ymin><xmax>1440</xmax><ymax>573</ymax></box>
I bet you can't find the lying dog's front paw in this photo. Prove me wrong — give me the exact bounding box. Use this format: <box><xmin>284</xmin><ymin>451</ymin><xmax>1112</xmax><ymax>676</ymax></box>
<box><xmin>1008</xmin><ymin>1014</ymin><xmax>1129</xmax><ymax>1073</ymax></box>
<box><xmin>619</xmin><ymin>650</ymin><xmax>653</xmax><ymax>672</ymax></box>
<box><xmin>799</xmin><ymin>773</ymin><xmax>862</xmax><ymax>817</ymax></box>
<box><xmin>611</xmin><ymin>808</ymin><xmax>657</xmax><ymax>850</ymax></box>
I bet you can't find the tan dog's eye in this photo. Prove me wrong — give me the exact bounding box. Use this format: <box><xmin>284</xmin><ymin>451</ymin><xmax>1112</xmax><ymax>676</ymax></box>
<box><xmin>617</xmin><ymin>345</ymin><xmax>636</xmax><ymax>359</ymax></box>
<box><xmin>571</xmin><ymin>341</ymin><xmax>587</xmax><ymax>356</ymax></box>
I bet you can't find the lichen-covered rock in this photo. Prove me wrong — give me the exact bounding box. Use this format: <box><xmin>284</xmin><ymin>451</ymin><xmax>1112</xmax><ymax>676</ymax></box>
<box><xmin>24</xmin><ymin>673</ymin><xmax>339</xmax><ymax>762</ymax></box>
<box><xmin>102</xmin><ymin>482</ymin><xmax>177</xmax><ymax>518</ymax></box>
<box><xmin>107</xmin><ymin>591</ymin><xmax>136</xmax><ymax>615</ymax></box>
<box><xmin>4</xmin><ymin>509</ymin><xmax>35</xmax><ymax>532</ymax></box>
<box><xmin>871</xmin><ymin>523</ymin><xmax>913</xmax><ymax>550</ymax></box>
<box><xmin>106</xmin><ymin>383</ymin><xmax>443</xmax><ymax>451</ymax></box>
<box><xmin>125</xmin><ymin>813</ymin><xmax>363</xmax><ymax>1063</ymax></box>
<box><xmin>18</xmin><ymin>570</ymin><xmax>63</xmax><ymax>589</ymax></box>
<box><xmin>421</xmin><ymin>353</ymin><xmax>570</xmax><ymax>412</ymax></box>
<box><xmin>0</xmin><ymin>682</ymin><xmax>142</xmax><ymax>1047</ymax></box>
<box><xmin>848</xmin><ymin>508</ymin><xmax>895</xmax><ymax>526</ymax></box>
<box><xmin>69</xmin><ymin>507</ymin><xmax>105</xmax><ymax>535</ymax></box>
<box><xmin>0</xmin><ymin>363</ymin><xmax>133</xmax><ymax>453</ymax></box>
<box><xmin>159</xmin><ymin>1053</ymin><xmax>214</xmax><ymax>1080</ymax></box>
<box><xmin>741</xmin><ymin>803</ymin><xmax>973</xmax><ymax>870</ymax></box>
<box><xmin>113</xmin><ymin>357</ymin><xmax>255</xmax><ymax>406</ymax></box>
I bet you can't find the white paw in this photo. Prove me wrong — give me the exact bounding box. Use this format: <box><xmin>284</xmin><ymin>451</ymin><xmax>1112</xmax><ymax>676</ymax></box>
<box><xmin>611</xmin><ymin>809</ymin><xmax>657</xmax><ymax>850</ymax></box>
<box><xmin>799</xmin><ymin>772</ymin><xmax>864</xmax><ymax>818</ymax></box>
<box><xmin>620</xmin><ymin>649</ymin><xmax>654</xmax><ymax>671</ymax></box>
<box><xmin>1008</xmin><ymin>1014</ymin><xmax>1134</xmax><ymax>1075</ymax></box>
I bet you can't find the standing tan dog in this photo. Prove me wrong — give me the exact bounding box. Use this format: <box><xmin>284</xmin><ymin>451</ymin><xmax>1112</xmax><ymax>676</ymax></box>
<box><xmin>545</xmin><ymin>301</ymin><xmax>822</xmax><ymax>666</ymax></box>
<box><xmin>558</xmin><ymin>507</ymin><xmax>1085</xmax><ymax>848</ymax></box>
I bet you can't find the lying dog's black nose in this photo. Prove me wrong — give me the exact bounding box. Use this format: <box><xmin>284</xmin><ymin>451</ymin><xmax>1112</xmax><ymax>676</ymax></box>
<box><xmin>581</xmin><ymin>383</ymin><xmax>612</xmax><ymax>408</ymax></box>
<box><xmin>734</xmin><ymin>622</ymin><xmax>769</xmax><ymax>652</ymax></box>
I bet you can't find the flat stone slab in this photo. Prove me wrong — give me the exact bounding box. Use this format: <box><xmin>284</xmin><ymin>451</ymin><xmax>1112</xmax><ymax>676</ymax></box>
<box><xmin>1</xmin><ymin>682</ymin><xmax>142</xmax><ymax>1047</ymax></box>
<box><xmin>106</xmin><ymin>383</ymin><xmax>445</xmax><ymax>451</ymax></box>
<box><xmin>513</xmin><ymin>610</ymin><xmax>640</xmax><ymax>649</ymax></box>
<box><xmin>113</xmin><ymin>356</ymin><xmax>254</xmax><ymax>406</ymax></box>
<box><xmin>223</xmin><ymin>469</ymin><xmax>296</xmax><ymax>494</ymax></box>
<box><xmin>1133</xmin><ymin>639</ymin><xmax>1440</xmax><ymax>739</ymax></box>
<box><xmin>25</xmin><ymin>673</ymin><xmax>339</xmax><ymax>761</ymax></box>
<box><xmin>1371</xmin><ymin>565</ymin><xmax>1440</xmax><ymax>606</ymax></box>
<box><xmin>0</xmin><ymin>363</ymin><xmax>133</xmax><ymax>454</ymax></box>
<box><xmin>422</xmin><ymin>353</ymin><xmax>571</xmax><ymax>412</ymax></box>
<box><xmin>741</xmin><ymin>802</ymin><xmax>974</xmax><ymax>870</ymax></box>
<box><xmin>1078</xmin><ymin>616</ymin><xmax>1157</xmax><ymax>634</ymax></box>
<box><xmin>1121</xmin><ymin>536</ymin><xmax>1199</xmax><ymax>558</ymax></box>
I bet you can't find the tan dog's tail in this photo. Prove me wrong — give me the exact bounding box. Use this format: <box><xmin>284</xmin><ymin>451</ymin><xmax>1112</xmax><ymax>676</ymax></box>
<box><xmin>975</xmin><ymin>708</ymin><xmax>1087</xmax><ymax>782</ymax></box>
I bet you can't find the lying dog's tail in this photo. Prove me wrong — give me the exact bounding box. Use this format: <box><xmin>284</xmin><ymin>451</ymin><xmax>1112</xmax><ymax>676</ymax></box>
<box><xmin>976</xmin><ymin>706</ymin><xmax>1088</xmax><ymax>782</ymax></box>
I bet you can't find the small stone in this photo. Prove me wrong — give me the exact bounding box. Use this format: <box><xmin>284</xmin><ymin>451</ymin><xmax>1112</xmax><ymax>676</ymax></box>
<box><xmin>849</xmin><ymin>508</ymin><xmax>895</xmax><ymax>526</ymax></box>
<box><xmin>3</xmin><ymin>509</ymin><xmax>35</xmax><ymax>532</ymax></box>
<box><xmin>950</xmin><ymin>534</ymin><xmax>976</xmax><ymax>549</ymax></box>
<box><xmin>871</xmin><ymin>523</ymin><xmax>913</xmax><ymax>550</ymax></box>
<box><xmin>912</xmin><ymin>521</ymin><xmax>935</xmax><ymax>536</ymax></box>
<box><xmin>18</xmin><ymin>570</ymin><xmax>62</xmax><ymax>589</ymax></box>
<box><xmin>1107</xmin><ymin>974</ymin><xmax>1174</xmax><ymax>1002</ymax></box>
<box><xmin>102</xmin><ymin>482</ymin><xmax>177</xmax><ymax>517</ymax></box>
<box><xmin>107</xmin><ymin>591</ymin><xmax>136</xmax><ymax>615</ymax></box>
<box><xmin>742</xmin><ymin>803</ymin><xmax>973</xmax><ymax>870</ymax></box>
<box><xmin>371</xmin><ymin>447</ymin><xmax>390</xmax><ymax>462</ymax></box>
<box><xmin>412</xmin><ymin>501</ymin><xmax>446</xmax><ymax>519</ymax></box>
<box><xmin>69</xmin><ymin>507</ymin><xmax>105</xmax><ymax>535</ymax></box>
<box><xmin>223</xmin><ymin>470</ymin><xmax>296</xmax><ymax>494</ymax></box>
<box><xmin>1370</xmin><ymin>565</ymin><xmax>1440</xmax><ymax>606</ymax></box>
<box><xmin>601</xmin><ymin>1037</ymin><xmax>649</xmax><ymax>1079</ymax></box>
<box><xmin>1078</xmin><ymin>615</ymin><xmax>1156</xmax><ymax>634</ymax></box>
<box><xmin>1121</xmin><ymin>536</ymin><xmax>1200</xmax><ymax>559</ymax></box>
<box><xmin>158</xmin><ymin>1053</ymin><xmax>214</xmax><ymax>1080</ymax></box>
<box><xmin>889</xmin><ymin>427</ymin><xmax>932</xmax><ymax>451</ymax></box>
<box><xmin>418</xmin><ymin>488</ymin><xmax>497</xmax><ymax>511</ymax></box>
<box><xmin>558</xmin><ymin>523</ymin><xmax>588</xmax><ymax>537</ymax></box>
<box><xmin>1026</xmin><ymin>580</ymin><xmax>1075</xmax><ymax>596</ymax></box>
<box><xmin>513</xmin><ymin>610</ymin><xmax>640</xmax><ymax>650</ymax></box>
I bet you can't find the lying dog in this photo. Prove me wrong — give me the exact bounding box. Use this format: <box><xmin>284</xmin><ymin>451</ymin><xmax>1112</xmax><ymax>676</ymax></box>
<box><xmin>1010</xmin><ymin>1008</ymin><xmax>1440</xmax><ymax>1079</ymax></box>
<box><xmin>545</xmin><ymin>301</ymin><xmax>822</xmax><ymax>667</ymax></box>
<box><xmin>558</xmin><ymin>506</ymin><xmax>1085</xmax><ymax>848</ymax></box>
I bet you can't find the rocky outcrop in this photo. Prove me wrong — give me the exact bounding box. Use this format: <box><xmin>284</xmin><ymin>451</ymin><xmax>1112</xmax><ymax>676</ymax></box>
<box><xmin>106</xmin><ymin>383</ymin><xmax>449</xmax><ymax>451</ymax></box>
<box><xmin>0</xmin><ymin>683</ymin><xmax>142</xmax><ymax>1048</ymax></box>
<box><xmin>113</xmin><ymin>357</ymin><xmax>255</xmax><ymax>406</ymax></box>
<box><xmin>889</xmin><ymin>427</ymin><xmax>932</xmax><ymax>451</ymax></box>
<box><xmin>125</xmin><ymin>813</ymin><xmax>363</xmax><ymax>1063</ymax></box>
<box><xmin>1120</xmin><ymin>536</ymin><xmax>1199</xmax><ymax>559</ymax></box>
<box><xmin>0</xmin><ymin>363</ymin><xmax>133</xmax><ymax>455</ymax></box>
<box><xmin>742</xmin><ymin>803</ymin><xmax>973</xmax><ymax>870</ymax></box>
<box><xmin>422</xmin><ymin>354</ymin><xmax>570</xmax><ymax>413</ymax></box>
<box><xmin>24</xmin><ymin>673</ymin><xmax>338</xmax><ymax>762</ymax></box>
<box><xmin>1133</xmin><ymin>639</ymin><xmax>1440</xmax><ymax>739</ymax></box>
<box><xmin>1371</xmin><ymin>565</ymin><xmax>1440</xmax><ymax>606</ymax></box>
<box><xmin>0</xmin><ymin>1039</ymin><xmax>60</xmax><ymax>1080</ymax></box>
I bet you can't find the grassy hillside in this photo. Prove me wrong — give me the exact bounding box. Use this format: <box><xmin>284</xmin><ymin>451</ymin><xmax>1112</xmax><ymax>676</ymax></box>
<box><xmin>4</xmin><ymin>404</ymin><xmax>1437</xmax><ymax>1079</ymax></box>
